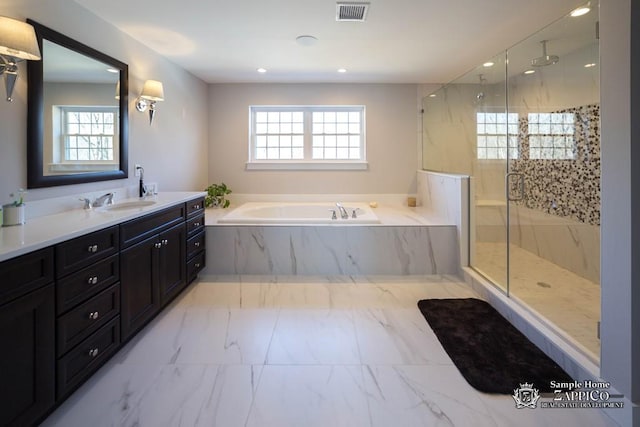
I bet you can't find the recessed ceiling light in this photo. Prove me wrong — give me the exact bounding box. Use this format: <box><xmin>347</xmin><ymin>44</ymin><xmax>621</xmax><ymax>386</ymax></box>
<box><xmin>257</xmin><ymin>68</ymin><xmax>267</xmax><ymax>73</ymax></box>
<box><xmin>584</xmin><ymin>63</ymin><xmax>597</xmax><ymax>68</ymax></box>
<box><xmin>483</xmin><ymin>62</ymin><xmax>495</xmax><ymax>67</ymax></box>
<box><xmin>296</xmin><ymin>35</ymin><xmax>318</xmax><ymax>46</ymax></box>
<box><xmin>570</xmin><ymin>6</ymin><xmax>590</xmax><ymax>17</ymax></box>
<box><xmin>524</xmin><ymin>69</ymin><xmax>536</xmax><ymax>75</ymax></box>
<box><xmin>106</xmin><ymin>68</ymin><xmax>119</xmax><ymax>73</ymax></box>
<box><xmin>429</xmin><ymin>94</ymin><xmax>437</xmax><ymax>98</ymax></box>
<box><xmin>337</xmin><ymin>68</ymin><xmax>347</xmax><ymax>73</ymax></box>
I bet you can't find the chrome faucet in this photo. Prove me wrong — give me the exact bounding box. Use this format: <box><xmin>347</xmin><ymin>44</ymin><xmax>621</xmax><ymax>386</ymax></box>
<box><xmin>93</xmin><ymin>192</ymin><xmax>115</xmax><ymax>207</ymax></box>
<box><xmin>336</xmin><ymin>202</ymin><xmax>349</xmax><ymax>219</ymax></box>
<box><xmin>79</xmin><ymin>197</ymin><xmax>92</xmax><ymax>210</ymax></box>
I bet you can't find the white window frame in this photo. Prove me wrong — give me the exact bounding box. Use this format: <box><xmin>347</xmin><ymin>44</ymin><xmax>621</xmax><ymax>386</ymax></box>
<box><xmin>247</xmin><ymin>105</ymin><xmax>367</xmax><ymax>170</ymax></box>
<box><xmin>476</xmin><ymin>112</ymin><xmax>519</xmax><ymax>160</ymax></box>
<box><xmin>527</xmin><ymin>112</ymin><xmax>576</xmax><ymax>160</ymax></box>
<box><xmin>58</xmin><ymin>106</ymin><xmax>119</xmax><ymax>162</ymax></box>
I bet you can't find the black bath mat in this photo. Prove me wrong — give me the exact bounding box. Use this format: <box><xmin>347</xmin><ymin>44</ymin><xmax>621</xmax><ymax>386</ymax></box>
<box><xmin>417</xmin><ymin>298</ymin><xmax>573</xmax><ymax>394</ymax></box>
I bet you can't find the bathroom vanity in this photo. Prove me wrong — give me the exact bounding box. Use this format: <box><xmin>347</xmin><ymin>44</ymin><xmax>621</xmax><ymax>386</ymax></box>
<box><xmin>0</xmin><ymin>193</ymin><xmax>205</xmax><ymax>426</ymax></box>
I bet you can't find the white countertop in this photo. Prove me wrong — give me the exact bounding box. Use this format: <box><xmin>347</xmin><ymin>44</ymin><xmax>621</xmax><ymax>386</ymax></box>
<box><xmin>0</xmin><ymin>192</ymin><xmax>205</xmax><ymax>263</ymax></box>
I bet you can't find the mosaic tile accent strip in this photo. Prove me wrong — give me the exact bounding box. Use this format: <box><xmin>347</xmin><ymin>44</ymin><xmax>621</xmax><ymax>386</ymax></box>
<box><xmin>510</xmin><ymin>104</ymin><xmax>600</xmax><ymax>226</ymax></box>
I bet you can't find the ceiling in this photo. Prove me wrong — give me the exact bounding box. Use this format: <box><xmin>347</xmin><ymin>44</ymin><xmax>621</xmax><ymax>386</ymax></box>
<box><xmin>71</xmin><ymin>0</ymin><xmax>588</xmax><ymax>84</ymax></box>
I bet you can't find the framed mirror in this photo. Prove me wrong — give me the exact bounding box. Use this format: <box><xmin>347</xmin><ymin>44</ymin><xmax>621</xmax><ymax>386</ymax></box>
<box><xmin>27</xmin><ymin>20</ymin><xmax>128</xmax><ymax>188</ymax></box>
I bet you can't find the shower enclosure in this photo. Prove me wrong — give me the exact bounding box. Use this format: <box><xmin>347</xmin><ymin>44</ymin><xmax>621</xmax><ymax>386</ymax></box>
<box><xmin>422</xmin><ymin>1</ymin><xmax>600</xmax><ymax>360</ymax></box>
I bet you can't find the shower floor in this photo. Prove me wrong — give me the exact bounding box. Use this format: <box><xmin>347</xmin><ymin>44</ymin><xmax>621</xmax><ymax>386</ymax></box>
<box><xmin>473</xmin><ymin>242</ymin><xmax>600</xmax><ymax>358</ymax></box>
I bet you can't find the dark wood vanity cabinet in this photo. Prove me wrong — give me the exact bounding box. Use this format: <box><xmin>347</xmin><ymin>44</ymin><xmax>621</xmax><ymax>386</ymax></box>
<box><xmin>0</xmin><ymin>249</ymin><xmax>55</xmax><ymax>427</ymax></box>
<box><xmin>0</xmin><ymin>197</ymin><xmax>204</xmax><ymax>425</ymax></box>
<box><xmin>120</xmin><ymin>205</ymin><xmax>187</xmax><ymax>340</ymax></box>
<box><xmin>186</xmin><ymin>197</ymin><xmax>206</xmax><ymax>283</ymax></box>
<box><xmin>54</xmin><ymin>227</ymin><xmax>121</xmax><ymax>399</ymax></box>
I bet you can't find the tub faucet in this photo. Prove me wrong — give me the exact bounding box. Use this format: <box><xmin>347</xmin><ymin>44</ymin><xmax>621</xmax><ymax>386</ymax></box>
<box><xmin>336</xmin><ymin>203</ymin><xmax>349</xmax><ymax>219</ymax></box>
<box><xmin>93</xmin><ymin>192</ymin><xmax>115</xmax><ymax>207</ymax></box>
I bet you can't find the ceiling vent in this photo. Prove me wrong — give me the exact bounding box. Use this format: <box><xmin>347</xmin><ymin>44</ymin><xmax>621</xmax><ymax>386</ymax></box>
<box><xmin>336</xmin><ymin>2</ymin><xmax>370</xmax><ymax>22</ymax></box>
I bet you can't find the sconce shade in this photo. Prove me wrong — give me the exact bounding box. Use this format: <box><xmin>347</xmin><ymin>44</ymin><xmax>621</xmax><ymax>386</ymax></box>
<box><xmin>0</xmin><ymin>16</ymin><xmax>41</xmax><ymax>61</ymax></box>
<box><xmin>140</xmin><ymin>79</ymin><xmax>164</xmax><ymax>101</ymax></box>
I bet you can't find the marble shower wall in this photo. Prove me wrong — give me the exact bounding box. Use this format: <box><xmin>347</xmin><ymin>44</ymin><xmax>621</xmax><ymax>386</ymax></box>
<box><xmin>475</xmin><ymin>204</ymin><xmax>600</xmax><ymax>283</ymax></box>
<box><xmin>203</xmin><ymin>224</ymin><xmax>459</xmax><ymax>276</ymax></box>
<box><xmin>416</xmin><ymin>170</ymin><xmax>470</xmax><ymax>266</ymax></box>
<box><xmin>510</xmin><ymin>104</ymin><xmax>601</xmax><ymax>226</ymax></box>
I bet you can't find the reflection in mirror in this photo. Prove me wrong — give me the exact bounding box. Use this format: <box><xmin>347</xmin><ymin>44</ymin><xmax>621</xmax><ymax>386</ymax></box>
<box><xmin>42</xmin><ymin>40</ymin><xmax>120</xmax><ymax>176</ymax></box>
<box><xmin>27</xmin><ymin>20</ymin><xmax>128</xmax><ymax>188</ymax></box>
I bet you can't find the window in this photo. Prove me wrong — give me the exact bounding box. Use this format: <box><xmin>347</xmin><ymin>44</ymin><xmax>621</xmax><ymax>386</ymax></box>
<box><xmin>61</xmin><ymin>107</ymin><xmax>118</xmax><ymax>162</ymax></box>
<box><xmin>476</xmin><ymin>112</ymin><xmax>519</xmax><ymax>160</ymax></box>
<box><xmin>248</xmin><ymin>106</ymin><xmax>366</xmax><ymax>170</ymax></box>
<box><xmin>528</xmin><ymin>113</ymin><xmax>575</xmax><ymax>159</ymax></box>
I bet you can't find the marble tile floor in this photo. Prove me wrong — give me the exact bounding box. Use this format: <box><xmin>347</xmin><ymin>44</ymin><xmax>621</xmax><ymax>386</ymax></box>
<box><xmin>41</xmin><ymin>275</ymin><xmax>615</xmax><ymax>427</ymax></box>
<box><xmin>473</xmin><ymin>242</ymin><xmax>601</xmax><ymax>358</ymax></box>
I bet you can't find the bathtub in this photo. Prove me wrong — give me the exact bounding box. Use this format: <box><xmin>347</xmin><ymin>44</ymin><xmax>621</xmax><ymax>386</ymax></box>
<box><xmin>217</xmin><ymin>202</ymin><xmax>381</xmax><ymax>224</ymax></box>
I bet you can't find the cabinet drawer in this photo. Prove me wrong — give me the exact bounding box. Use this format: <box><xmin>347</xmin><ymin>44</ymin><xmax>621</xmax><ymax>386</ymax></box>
<box><xmin>120</xmin><ymin>204</ymin><xmax>185</xmax><ymax>248</ymax></box>
<box><xmin>186</xmin><ymin>197</ymin><xmax>205</xmax><ymax>217</ymax></box>
<box><xmin>186</xmin><ymin>213</ymin><xmax>205</xmax><ymax>236</ymax></box>
<box><xmin>0</xmin><ymin>247</ymin><xmax>54</xmax><ymax>306</ymax></box>
<box><xmin>186</xmin><ymin>230</ymin><xmax>205</xmax><ymax>259</ymax></box>
<box><xmin>57</xmin><ymin>316</ymin><xmax>120</xmax><ymax>398</ymax></box>
<box><xmin>56</xmin><ymin>254</ymin><xmax>120</xmax><ymax>314</ymax></box>
<box><xmin>187</xmin><ymin>250</ymin><xmax>205</xmax><ymax>283</ymax></box>
<box><xmin>55</xmin><ymin>226</ymin><xmax>119</xmax><ymax>278</ymax></box>
<box><xmin>57</xmin><ymin>284</ymin><xmax>120</xmax><ymax>357</ymax></box>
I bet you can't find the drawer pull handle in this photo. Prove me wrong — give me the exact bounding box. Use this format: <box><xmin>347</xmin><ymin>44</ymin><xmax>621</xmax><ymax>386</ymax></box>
<box><xmin>194</xmin><ymin>263</ymin><xmax>201</xmax><ymax>268</ymax></box>
<box><xmin>193</xmin><ymin>222</ymin><xmax>201</xmax><ymax>227</ymax></box>
<box><xmin>87</xmin><ymin>244</ymin><xmax>98</xmax><ymax>253</ymax></box>
<box><xmin>154</xmin><ymin>242</ymin><xmax>162</xmax><ymax>249</ymax></box>
<box><xmin>88</xmin><ymin>311</ymin><xmax>99</xmax><ymax>320</ymax></box>
<box><xmin>88</xmin><ymin>348</ymin><xmax>99</xmax><ymax>358</ymax></box>
<box><xmin>194</xmin><ymin>242</ymin><xmax>200</xmax><ymax>247</ymax></box>
<box><xmin>87</xmin><ymin>276</ymin><xmax>99</xmax><ymax>285</ymax></box>
<box><xmin>162</xmin><ymin>239</ymin><xmax>169</xmax><ymax>246</ymax></box>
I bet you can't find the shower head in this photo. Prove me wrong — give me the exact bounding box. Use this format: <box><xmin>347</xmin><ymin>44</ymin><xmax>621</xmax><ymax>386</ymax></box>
<box><xmin>531</xmin><ymin>40</ymin><xmax>559</xmax><ymax>67</ymax></box>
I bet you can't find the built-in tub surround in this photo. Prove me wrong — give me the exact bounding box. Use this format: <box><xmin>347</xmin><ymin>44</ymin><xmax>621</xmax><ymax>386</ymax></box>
<box><xmin>204</xmin><ymin>201</ymin><xmax>459</xmax><ymax>276</ymax></box>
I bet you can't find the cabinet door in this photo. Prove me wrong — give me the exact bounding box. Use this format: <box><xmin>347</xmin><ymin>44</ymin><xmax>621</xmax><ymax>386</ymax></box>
<box><xmin>0</xmin><ymin>284</ymin><xmax>55</xmax><ymax>427</ymax></box>
<box><xmin>159</xmin><ymin>222</ymin><xmax>187</xmax><ymax>306</ymax></box>
<box><xmin>120</xmin><ymin>236</ymin><xmax>160</xmax><ymax>340</ymax></box>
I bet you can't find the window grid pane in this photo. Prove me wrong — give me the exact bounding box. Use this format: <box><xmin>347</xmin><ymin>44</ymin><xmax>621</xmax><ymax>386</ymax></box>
<box><xmin>64</xmin><ymin>110</ymin><xmax>116</xmax><ymax>161</ymax></box>
<box><xmin>311</xmin><ymin>110</ymin><xmax>362</xmax><ymax>160</ymax></box>
<box><xmin>528</xmin><ymin>113</ymin><xmax>575</xmax><ymax>159</ymax></box>
<box><xmin>476</xmin><ymin>112</ymin><xmax>519</xmax><ymax>160</ymax></box>
<box><xmin>254</xmin><ymin>110</ymin><xmax>305</xmax><ymax>160</ymax></box>
<box><xmin>253</xmin><ymin>107</ymin><xmax>364</xmax><ymax>162</ymax></box>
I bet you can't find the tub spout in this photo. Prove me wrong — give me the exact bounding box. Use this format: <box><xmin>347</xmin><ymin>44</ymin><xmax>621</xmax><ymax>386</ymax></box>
<box><xmin>336</xmin><ymin>203</ymin><xmax>349</xmax><ymax>219</ymax></box>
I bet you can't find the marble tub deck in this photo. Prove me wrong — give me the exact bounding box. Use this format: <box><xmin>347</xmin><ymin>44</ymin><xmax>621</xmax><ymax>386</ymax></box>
<box><xmin>41</xmin><ymin>276</ymin><xmax>615</xmax><ymax>427</ymax></box>
<box><xmin>204</xmin><ymin>205</ymin><xmax>461</xmax><ymax>276</ymax></box>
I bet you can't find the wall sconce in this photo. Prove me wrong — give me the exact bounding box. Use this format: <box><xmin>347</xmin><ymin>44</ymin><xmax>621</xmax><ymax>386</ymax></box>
<box><xmin>136</xmin><ymin>79</ymin><xmax>164</xmax><ymax>125</ymax></box>
<box><xmin>0</xmin><ymin>16</ymin><xmax>41</xmax><ymax>102</ymax></box>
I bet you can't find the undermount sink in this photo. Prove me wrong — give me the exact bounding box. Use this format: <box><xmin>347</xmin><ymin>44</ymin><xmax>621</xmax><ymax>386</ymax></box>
<box><xmin>101</xmin><ymin>200</ymin><xmax>157</xmax><ymax>211</ymax></box>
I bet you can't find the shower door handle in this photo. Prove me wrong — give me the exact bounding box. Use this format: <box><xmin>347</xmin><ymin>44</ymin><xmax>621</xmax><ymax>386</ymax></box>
<box><xmin>505</xmin><ymin>173</ymin><xmax>525</xmax><ymax>201</ymax></box>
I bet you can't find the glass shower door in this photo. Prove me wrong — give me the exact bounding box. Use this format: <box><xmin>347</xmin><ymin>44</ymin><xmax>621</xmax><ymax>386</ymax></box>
<box><xmin>469</xmin><ymin>52</ymin><xmax>510</xmax><ymax>294</ymax></box>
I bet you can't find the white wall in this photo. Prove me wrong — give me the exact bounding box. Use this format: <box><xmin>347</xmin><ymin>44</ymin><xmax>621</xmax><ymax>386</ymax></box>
<box><xmin>208</xmin><ymin>83</ymin><xmax>418</xmax><ymax>195</ymax></box>
<box><xmin>600</xmin><ymin>0</ymin><xmax>639</xmax><ymax>424</ymax></box>
<box><xmin>0</xmin><ymin>0</ymin><xmax>208</xmax><ymax>204</ymax></box>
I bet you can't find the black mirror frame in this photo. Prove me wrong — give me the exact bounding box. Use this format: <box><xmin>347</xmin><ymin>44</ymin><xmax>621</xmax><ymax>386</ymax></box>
<box><xmin>26</xmin><ymin>20</ymin><xmax>128</xmax><ymax>188</ymax></box>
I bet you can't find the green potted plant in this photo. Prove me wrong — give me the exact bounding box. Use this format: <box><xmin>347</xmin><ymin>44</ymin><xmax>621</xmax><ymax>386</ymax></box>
<box><xmin>204</xmin><ymin>182</ymin><xmax>232</xmax><ymax>208</ymax></box>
